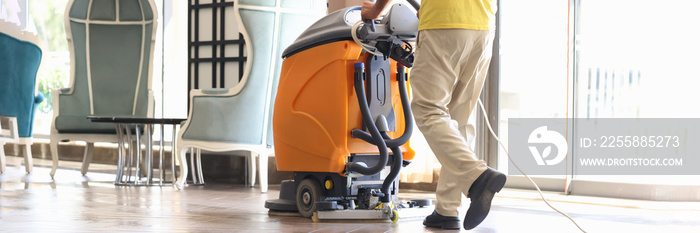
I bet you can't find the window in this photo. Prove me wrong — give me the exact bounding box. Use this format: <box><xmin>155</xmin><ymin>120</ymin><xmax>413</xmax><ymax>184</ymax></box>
<box><xmin>496</xmin><ymin>0</ymin><xmax>700</xmax><ymax>199</ymax></box>
<box><xmin>1</xmin><ymin>0</ymin><xmax>29</xmax><ymax>28</ymax></box>
<box><xmin>29</xmin><ymin>0</ymin><xmax>70</xmax><ymax>136</ymax></box>
<box><xmin>498</xmin><ymin>0</ymin><xmax>570</xmax><ymax>180</ymax></box>
<box><xmin>573</xmin><ymin>0</ymin><xmax>700</xmax><ymax>186</ymax></box>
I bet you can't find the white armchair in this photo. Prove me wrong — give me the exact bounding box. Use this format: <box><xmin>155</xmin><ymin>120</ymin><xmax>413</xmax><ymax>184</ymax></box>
<box><xmin>176</xmin><ymin>0</ymin><xmax>326</xmax><ymax>191</ymax></box>
<box><xmin>50</xmin><ymin>0</ymin><xmax>157</xmax><ymax>178</ymax></box>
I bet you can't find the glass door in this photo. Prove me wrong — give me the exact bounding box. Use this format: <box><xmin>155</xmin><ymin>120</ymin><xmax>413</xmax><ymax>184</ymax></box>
<box><xmin>572</xmin><ymin>0</ymin><xmax>700</xmax><ymax>196</ymax></box>
<box><xmin>498</xmin><ymin>0</ymin><xmax>572</xmax><ymax>190</ymax></box>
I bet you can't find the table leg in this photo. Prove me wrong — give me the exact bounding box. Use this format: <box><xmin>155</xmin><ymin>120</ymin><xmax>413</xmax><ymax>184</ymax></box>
<box><xmin>159</xmin><ymin>123</ymin><xmax>164</xmax><ymax>186</ymax></box>
<box><xmin>114</xmin><ymin>123</ymin><xmax>124</xmax><ymax>184</ymax></box>
<box><xmin>135</xmin><ymin>124</ymin><xmax>141</xmax><ymax>185</ymax></box>
<box><xmin>172</xmin><ymin>124</ymin><xmax>180</xmax><ymax>187</ymax></box>
<box><xmin>125</xmin><ymin>124</ymin><xmax>134</xmax><ymax>184</ymax></box>
<box><xmin>145</xmin><ymin>124</ymin><xmax>153</xmax><ymax>185</ymax></box>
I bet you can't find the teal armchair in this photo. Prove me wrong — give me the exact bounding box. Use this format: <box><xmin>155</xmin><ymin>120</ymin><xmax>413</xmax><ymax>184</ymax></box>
<box><xmin>50</xmin><ymin>0</ymin><xmax>157</xmax><ymax>178</ymax></box>
<box><xmin>0</xmin><ymin>20</ymin><xmax>44</xmax><ymax>174</ymax></box>
<box><xmin>176</xmin><ymin>0</ymin><xmax>326</xmax><ymax>191</ymax></box>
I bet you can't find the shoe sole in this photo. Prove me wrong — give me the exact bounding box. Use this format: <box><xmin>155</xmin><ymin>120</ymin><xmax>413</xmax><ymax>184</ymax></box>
<box><xmin>464</xmin><ymin>171</ymin><xmax>507</xmax><ymax>230</ymax></box>
<box><xmin>424</xmin><ymin>221</ymin><xmax>461</xmax><ymax>230</ymax></box>
<box><xmin>487</xmin><ymin>172</ymin><xmax>507</xmax><ymax>193</ymax></box>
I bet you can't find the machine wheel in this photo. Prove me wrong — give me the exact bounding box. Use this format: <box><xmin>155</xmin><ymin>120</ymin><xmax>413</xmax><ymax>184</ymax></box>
<box><xmin>390</xmin><ymin>209</ymin><xmax>399</xmax><ymax>223</ymax></box>
<box><xmin>296</xmin><ymin>178</ymin><xmax>323</xmax><ymax>218</ymax></box>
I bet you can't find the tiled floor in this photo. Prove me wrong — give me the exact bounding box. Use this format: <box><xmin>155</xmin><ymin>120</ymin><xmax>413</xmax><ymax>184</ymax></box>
<box><xmin>1</xmin><ymin>155</ymin><xmax>700</xmax><ymax>232</ymax></box>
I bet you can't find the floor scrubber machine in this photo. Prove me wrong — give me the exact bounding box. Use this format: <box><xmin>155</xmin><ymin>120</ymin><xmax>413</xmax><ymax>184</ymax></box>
<box><xmin>265</xmin><ymin>2</ymin><xmax>430</xmax><ymax>222</ymax></box>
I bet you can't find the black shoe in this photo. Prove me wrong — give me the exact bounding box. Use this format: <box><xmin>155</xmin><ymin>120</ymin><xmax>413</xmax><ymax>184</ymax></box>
<box><xmin>423</xmin><ymin>210</ymin><xmax>461</xmax><ymax>230</ymax></box>
<box><xmin>464</xmin><ymin>168</ymin><xmax>506</xmax><ymax>230</ymax></box>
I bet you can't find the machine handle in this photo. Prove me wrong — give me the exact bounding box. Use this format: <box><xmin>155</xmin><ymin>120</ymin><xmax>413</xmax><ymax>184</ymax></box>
<box><xmin>364</xmin><ymin>0</ymin><xmax>377</xmax><ymax>32</ymax></box>
<box><xmin>365</xmin><ymin>19</ymin><xmax>376</xmax><ymax>32</ymax></box>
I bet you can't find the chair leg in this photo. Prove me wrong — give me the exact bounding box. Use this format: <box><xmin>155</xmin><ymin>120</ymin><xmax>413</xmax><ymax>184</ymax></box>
<box><xmin>196</xmin><ymin>148</ymin><xmax>204</xmax><ymax>184</ymax></box>
<box><xmin>248</xmin><ymin>151</ymin><xmax>257</xmax><ymax>188</ymax></box>
<box><xmin>81</xmin><ymin>142</ymin><xmax>95</xmax><ymax>176</ymax></box>
<box><xmin>0</xmin><ymin>142</ymin><xmax>6</xmax><ymax>174</ymax></box>
<box><xmin>259</xmin><ymin>152</ymin><xmax>268</xmax><ymax>193</ymax></box>
<box><xmin>189</xmin><ymin>149</ymin><xmax>196</xmax><ymax>184</ymax></box>
<box><xmin>50</xmin><ymin>140</ymin><xmax>59</xmax><ymax>179</ymax></box>
<box><xmin>22</xmin><ymin>143</ymin><xmax>33</xmax><ymax>174</ymax></box>
<box><xmin>175</xmin><ymin>147</ymin><xmax>189</xmax><ymax>189</ymax></box>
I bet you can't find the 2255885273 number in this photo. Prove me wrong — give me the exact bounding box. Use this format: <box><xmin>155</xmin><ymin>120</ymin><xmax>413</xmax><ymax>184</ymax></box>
<box><xmin>600</xmin><ymin>136</ymin><xmax>680</xmax><ymax>148</ymax></box>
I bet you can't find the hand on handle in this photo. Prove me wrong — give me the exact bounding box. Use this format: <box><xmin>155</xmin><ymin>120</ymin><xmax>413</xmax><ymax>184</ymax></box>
<box><xmin>360</xmin><ymin>0</ymin><xmax>388</xmax><ymax>20</ymax></box>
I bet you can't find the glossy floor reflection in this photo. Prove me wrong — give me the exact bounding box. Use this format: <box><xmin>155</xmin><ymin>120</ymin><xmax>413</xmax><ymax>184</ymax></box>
<box><xmin>1</xmin><ymin>155</ymin><xmax>700</xmax><ymax>232</ymax></box>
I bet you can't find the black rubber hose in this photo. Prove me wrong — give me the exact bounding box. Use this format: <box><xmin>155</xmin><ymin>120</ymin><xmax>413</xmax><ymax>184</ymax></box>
<box><xmin>380</xmin><ymin>132</ymin><xmax>403</xmax><ymax>203</ymax></box>
<box><xmin>346</xmin><ymin>63</ymin><xmax>390</xmax><ymax>176</ymax></box>
<box><xmin>352</xmin><ymin>65</ymin><xmax>413</xmax><ymax>147</ymax></box>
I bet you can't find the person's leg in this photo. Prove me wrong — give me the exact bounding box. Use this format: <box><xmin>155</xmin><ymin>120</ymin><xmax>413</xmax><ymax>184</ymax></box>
<box><xmin>450</xmin><ymin>30</ymin><xmax>507</xmax><ymax>230</ymax></box>
<box><xmin>450</xmin><ymin>30</ymin><xmax>494</xmax><ymax>142</ymax></box>
<box><xmin>447</xmin><ymin>56</ymin><xmax>480</xmax><ymax>158</ymax></box>
<box><xmin>446</xmin><ymin>28</ymin><xmax>494</xmax><ymax>179</ymax></box>
<box><xmin>410</xmin><ymin>29</ymin><xmax>488</xmax><ymax>218</ymax></box>
<box><xmin>414</xmin><ymin>28</ymin><xmax>505</xmax><ymax>230</ymax></box>
<box><xmin>422</xmin><ymin>167</ymin><xmax>462</xmax><ymax>229</ymax></box>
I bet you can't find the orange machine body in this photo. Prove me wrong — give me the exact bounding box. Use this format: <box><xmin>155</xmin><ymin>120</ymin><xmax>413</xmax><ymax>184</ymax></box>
<box><xmin>273</xmin><ymin>41</ymin><xmax>415</xmax><ymax>175</ymax></box>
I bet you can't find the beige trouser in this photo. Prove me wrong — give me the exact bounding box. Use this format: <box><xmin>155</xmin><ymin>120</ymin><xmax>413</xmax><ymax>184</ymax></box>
<box><xmin>410</xmin><ymin>29</ymin><xmax>495</xmax><ymax>217</ymax></box>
